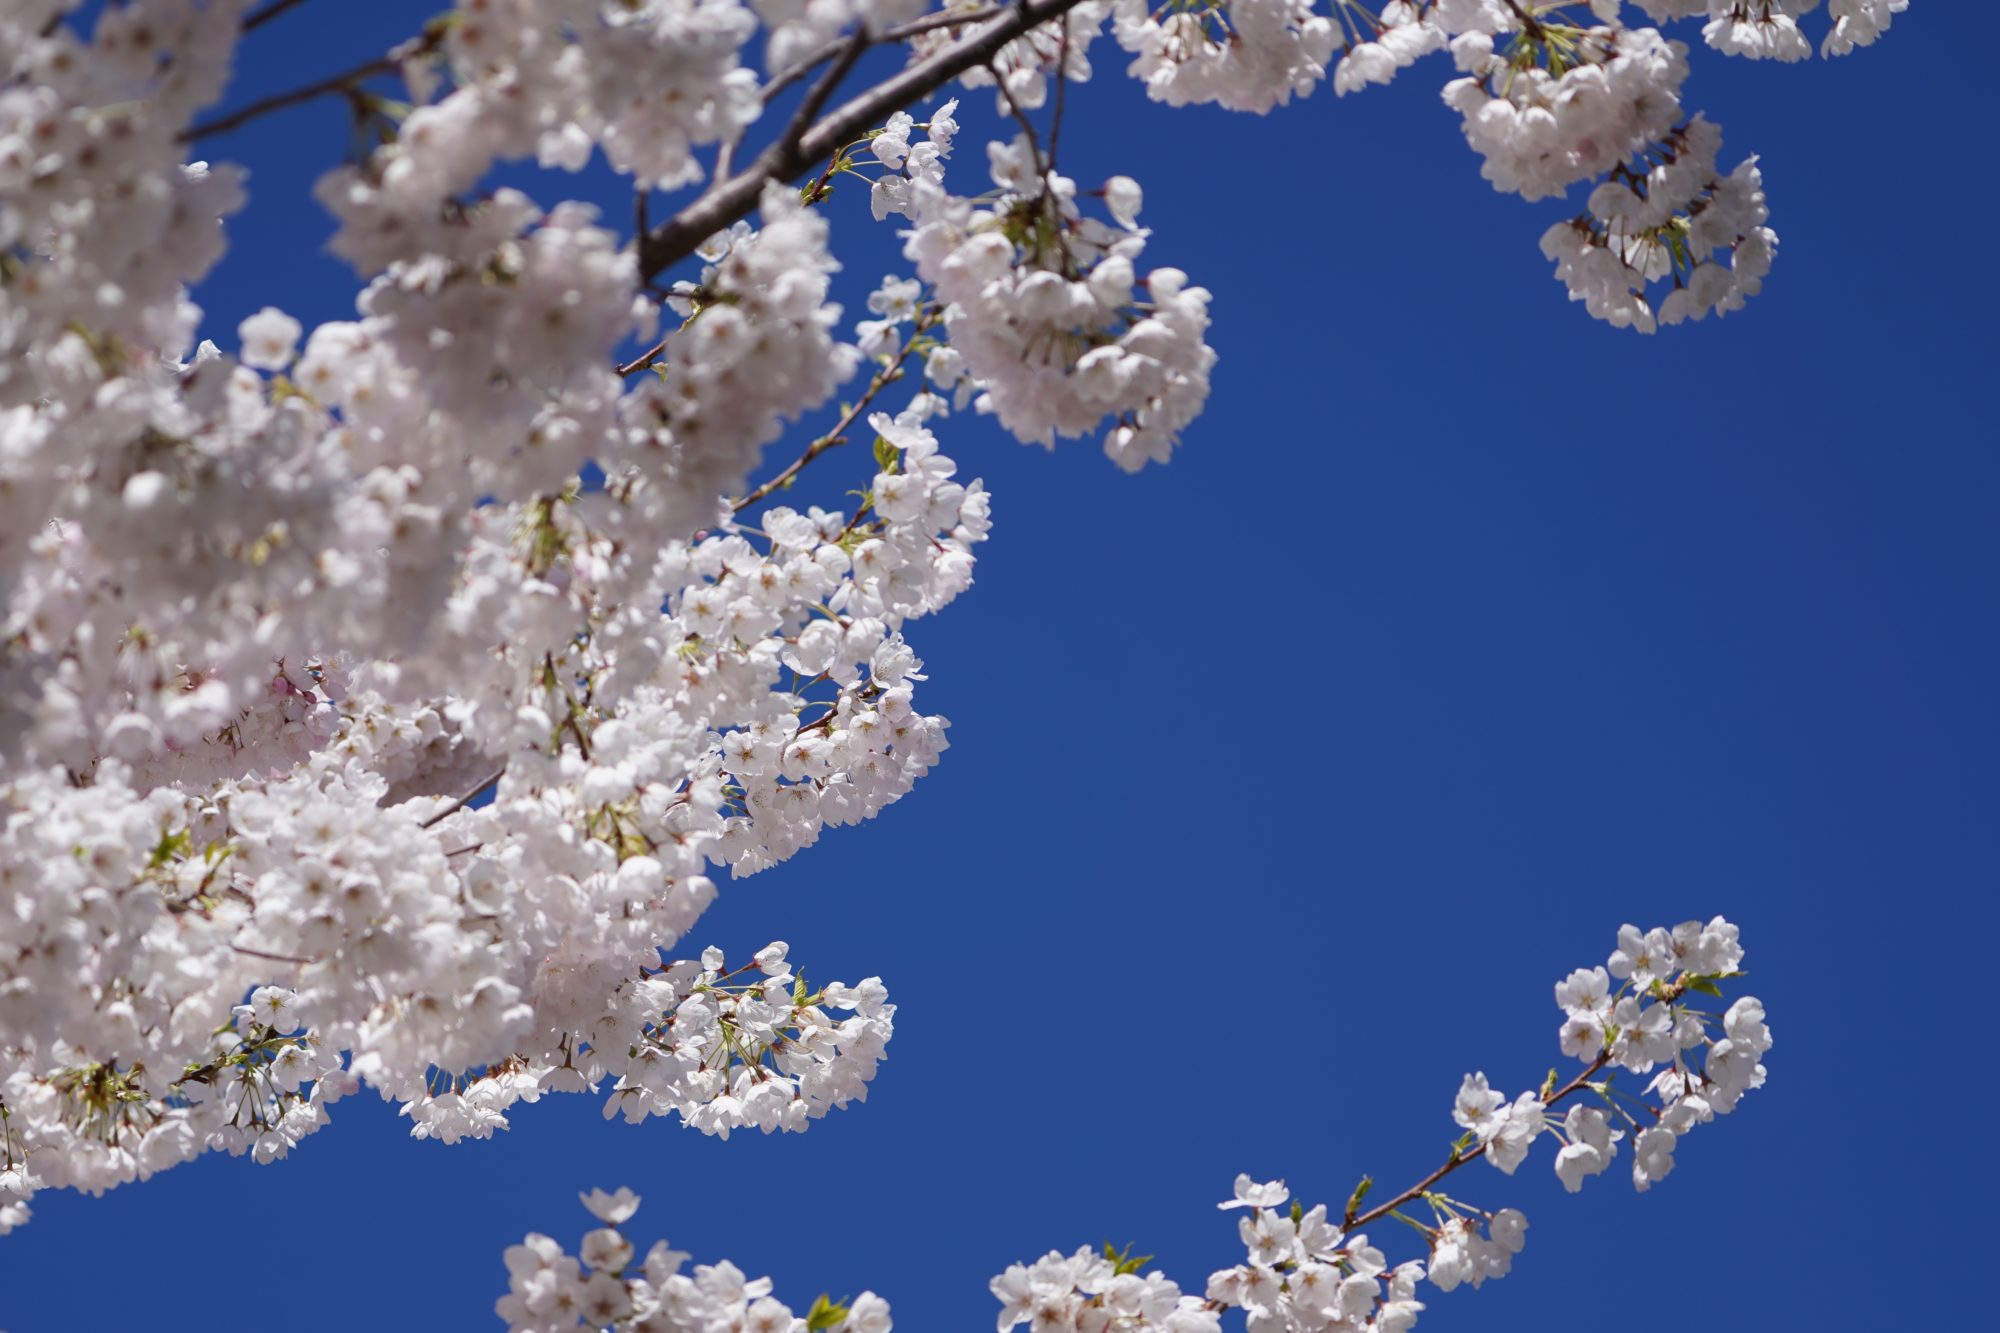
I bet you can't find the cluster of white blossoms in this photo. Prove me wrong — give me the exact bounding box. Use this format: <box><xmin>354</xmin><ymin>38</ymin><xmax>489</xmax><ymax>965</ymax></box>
<box><xmin>1110</xmin><ymin>0</ymin><xmax>1344</xmax><ymax>112</ymax></box>
<box><xmin>993</xmin><ymin>1246</ymin><xmax>1226</xmax><ymax>1333</ymax></box>
<box><xmin>498</xmin><ymin>1188</ymin><xmax>894</xmax><ymax>1333</ymax></box>
<box><xmin>1204</xmin><ymin>1186</ymin><xmax>1432</xmax><ymax>1329</ymax></box>
<box><xmin>1540</xmin><ymin>116</ymin><xmax>1774</xmax><ymax>330</ymax></box>
<box><xmin>400</xmin><ymin>0</ymin><xmax>762</xmax><ymax>195</ymax></box>
<box><xmin>0</xmin><ymin>0</ymin><xmax>1878</xmax><ymax>1245</ymax></box>
<box><xmin>1629</xmin><ymin>0</ymin><xmax>1906</xmax><ymax>59</ymax></box>
<box><xmin>514</xmin><ymin>920</ymin><xmax>1768</xmax><ymax>1330</ymax></box>
<box><xmin>1091</xmin><ymin>0</ymin><xmax>1907</xmax><ymax>328</ymax></box>
<box><xmin>864</xmin><ymin>104</ymin><xmax>1214</xmax><ymax>470</ymax></box>
<box><xmin>913</xmin><ymin>2</ymin><xmax>1114</xmax><ymax>115</ymax></box>
<box><xmin>0</xmin><ymin>719</ymin><xmax>900</xmax><ymax>1222</ymax></box>
<box><xmin>649</xmin><ymin>185</ymin><xmax>862</xmax><ymax>478</ymax></box>
<box><xmin>1441</xmin><ymin>20</ymin><xmax>1692</xmax><ymax>202</ymax></box>
<box><xmin>423</xmin><ymin>943</ymin><xmax>895</xmax><ymax>1144</ymax></box>
<box><xmin>1452</xmin><ymin>916</ymin><xmax>1765</xmax><ymax>1202</ymax></box>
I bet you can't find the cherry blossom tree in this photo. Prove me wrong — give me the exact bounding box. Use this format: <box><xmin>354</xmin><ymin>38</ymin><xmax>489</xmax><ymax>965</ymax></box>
<box><xmin>0</xmin><ymin>0</ymin><xmax>1901</xmax><ymax>1327</ymax></box>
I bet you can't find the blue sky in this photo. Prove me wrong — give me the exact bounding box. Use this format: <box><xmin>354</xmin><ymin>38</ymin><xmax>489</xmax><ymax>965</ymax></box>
<box><xmin>7</xmin><ymin>4</ymin><xmax>1995</xmax><ymax>1329</ymax></box>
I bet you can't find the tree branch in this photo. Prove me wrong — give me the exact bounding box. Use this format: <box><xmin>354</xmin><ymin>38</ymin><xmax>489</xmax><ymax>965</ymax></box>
<box><xmin>618</xmin><ymin>336</ymin><xmax>670</xmax><ymax>378</ymax></box>
<box><xmin>179</xmin><ymin>28</ymin><xmax>439</xmax><ymax>143</ymax></box>
<box><xmin>418</xmin><ymin>766</ymin><xmax>507</xmax><ymax>830</ymax></box>
<box><xmin>777</xmin><ymin>32</ymin><xmax>872</xmax><ymax>178</ymax></box>
<box><xmin>1349</xmin><ymin>1052</ymin><xmax>1614</xmax><ymax>1231</ymax></box>
<box><xmin>731</xmin><ymin>308</ymin><xmax>936</xmax><ymax>514</ymax></box>
<box><xmin>639</xmin><ymin>0</ymin><xmax>1092</xmax><ymax>282</ymax></box>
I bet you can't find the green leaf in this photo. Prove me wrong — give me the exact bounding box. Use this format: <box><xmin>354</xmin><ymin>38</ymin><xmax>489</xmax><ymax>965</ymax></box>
<box><xmin>1343</xmin><ymin>1174</ymin><xmax>1373</xmax><ymax>1224</ymax></box>
<box><xmin>1686</xmin><ymin>976</ymin><xmax>1724</xmax><ymax>998</ymax></box>
<box><xmin>873</xmin><ymin>435</ymin><xmax>900</xmax><ymax>473</ymax></box>
<box><xmin>805</xmin><ymin>1294</ymin><xmax>849</xmax><ymax>1330</ymax></box>
<box><xmin>1102</xmin><ymin>1241</ymin><xmax>1154</xmax><ymax>1277</ymax></box>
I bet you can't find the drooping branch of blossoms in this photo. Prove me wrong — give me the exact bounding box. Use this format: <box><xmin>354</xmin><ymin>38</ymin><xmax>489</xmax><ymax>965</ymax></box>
<box><xmin>1341</xmin><ymin>1052</ymin><xmax>1613</xmax><ymax>1233</ymax></box>
<box><xmin>490</xmin><ymin>918</ymin><xmax>1771</xmax><ymax>1333</ymax></box>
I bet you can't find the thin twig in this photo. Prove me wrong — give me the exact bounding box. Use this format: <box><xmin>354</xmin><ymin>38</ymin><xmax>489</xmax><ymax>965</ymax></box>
<box><xmin>243</xmin><ymin>0</ymin><xmax>310</xmax><ymax>32</ymax></box>
<box><xmin>231</xmin><ymin>942</ymin><xmax>316</xmax><ymax>966</ymax></box>
<box><xmin>419</xmin><ymin>766</ymin><xmax>507</xmax><ymax>830</ymax></box>
<box><xmin>179</xmin><ymin>29</ymin><xmax>439</xmax><ymax>142</ymax></box>
<box><xmin>991</xmin><ymin>59</ymin><xmax>1048</xmax><ymax>176</ymax></box>
<box><xmin>1048</xmin><ymin>16</ymin><xmax>1071</xmax><ymax>171</ymax></box>
<box><xmin>736</xmin><ymin>437</ymin><xmax>847</xmax><ymax>514</ymax></box>
<box><xmin>731</xmin><ymin>310</ymin><xmax>934</xmax><ymax>513</ymax></box>
<box><xmin>618</xmin><ymin>337</ymin><xmax>670</xmax><ymax>377</ymax></box>
<box><xmin>639</xmin><ymin>0</ymin><xmax>1094</xmax><ymax>282</ymax></box>
<box><xmin>762</xmin><ymin>5</ymin><xmax>1010</xmax><ymax>104</ymax></box>
<box><xmin>991</xmin><ymin>61</ymin><xmax>1076</xmax><ymax>277</ymax></box>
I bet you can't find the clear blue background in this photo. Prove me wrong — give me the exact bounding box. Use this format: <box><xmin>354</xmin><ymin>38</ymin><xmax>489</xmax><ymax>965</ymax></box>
<box><xmin>7</xmin><ymin>4</ymin><xmax>1994</xmax><ymax>1328</ymax></box>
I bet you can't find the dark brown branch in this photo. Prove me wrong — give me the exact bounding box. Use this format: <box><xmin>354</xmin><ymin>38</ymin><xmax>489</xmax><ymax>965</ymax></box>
<box><xmin>1500</xmin><ymin>0</ymin><xmax>1547</xmax><ymax>39</ymax></box>
<box><xmin>639</xmin><ymin>0</ymin><xmax>1091</xmax><ymax>282</ymax></box>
